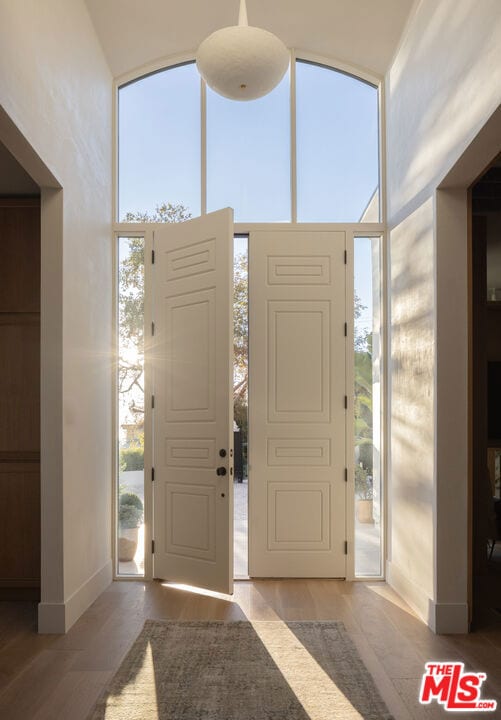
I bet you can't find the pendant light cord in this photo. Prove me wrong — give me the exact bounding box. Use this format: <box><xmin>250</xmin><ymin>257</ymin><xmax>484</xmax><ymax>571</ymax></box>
<box><xmin>238</xmin><ymin>0</ymin><xmax>248</xmax><ymax>27</ymax></box>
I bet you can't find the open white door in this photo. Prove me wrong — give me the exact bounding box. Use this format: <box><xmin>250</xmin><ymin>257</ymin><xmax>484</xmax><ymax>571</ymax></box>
<box><xmin>151</xmin><ymin>209</ymin><xmax>234</xmax><ymax>594</ymax></box>
<box><xmin>249</xmin><ymin>230</ymin><xmax>347</xmax><ymax>577</ymax></box>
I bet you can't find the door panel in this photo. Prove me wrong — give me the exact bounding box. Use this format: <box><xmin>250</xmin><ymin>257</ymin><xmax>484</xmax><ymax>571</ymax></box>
<box><xmin>249</xmin><ymin>231</ymin><xmax>346</xmax><ymax>577</ymax></box>
<box><xmin>0</xmin><ymin>199</ymin><xmax>40</xmax><ymax>596</ymax></box>
<box><xmin>152</xmin><ymin>209</ymin><xmax>233</xmax><ymax>594</ymax></box>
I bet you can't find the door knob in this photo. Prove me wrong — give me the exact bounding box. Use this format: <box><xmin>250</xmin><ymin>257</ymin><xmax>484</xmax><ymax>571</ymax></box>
<box><xmin>216</xmin><ymin>466</ymin><xmax>227</xmax><ymax>476</ymax></box>
<box><xmin>219</xmin><ymin>449</ymin><xmax>227</xmax><ymax>457</ymax></box>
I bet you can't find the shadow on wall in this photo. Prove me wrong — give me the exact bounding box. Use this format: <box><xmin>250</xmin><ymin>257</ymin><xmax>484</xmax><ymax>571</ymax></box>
<box><xmin>387</xmin><ymin>0</ymin><xmax>501</xmax><ymax>216</ymax></box>
<box><xmin>389</xmin><ymin>199</ymin><xmax>435</xmax><ymax>593</ymax></box>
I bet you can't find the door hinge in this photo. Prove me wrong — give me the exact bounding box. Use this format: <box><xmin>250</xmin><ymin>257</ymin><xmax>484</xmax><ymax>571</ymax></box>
<box><xmin>151</xmin><ymin>540</ymin><xmax>155</xmax><ymax>554</ymax></box>
<box><xmin>151</xmin><ymin>321</ymin><xmax>155</xmax><ymax>336</ymax></box>
<box><xmin>344</xmin><ymin>395</ymin><xmax>348</xmax><ymax>409</ymax></box>
<box><xmin>151</xmin><ymin>467</ymin><xmax>155</xmax><ymax>482</ymax></box>
<box><xmin>344</xmin><ymin>322</ymin><xmax>348</xmax><ymax>337</ymax></box>
<box><xmin>151</xmin><ymin>395</ymin><xmax>155</xmax><ymax>409</ymax></box>
<box><xmin>344</xmin><ymin>541</ymin><xmax>348</xmax><ymax>555</ymax></box>
<box><xmin>344</xmin><ymin>468</ymin><xmax>348</xmax><ymax>483</ymax></box>
<box><xmin>344</xmin><ymin>250</ymin><xmax>347</xmax><ymax>264</ymax></box>
<box><xmin>152</xmin><ymin>249</ymin><xmax>155</xmax><ymax>264</ymax></box>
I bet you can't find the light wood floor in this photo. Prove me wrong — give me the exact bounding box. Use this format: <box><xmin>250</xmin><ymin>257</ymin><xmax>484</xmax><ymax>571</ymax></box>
<box><xmin>0</xmin><ymin>580</ymin><xmax>500</xmax><ymax>719</ymax></box>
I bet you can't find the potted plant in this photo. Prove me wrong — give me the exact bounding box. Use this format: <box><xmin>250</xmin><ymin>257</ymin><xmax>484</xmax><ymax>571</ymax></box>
<box><xmin>355</xmin><ymin>464</ymin><xmax>374</xmax><ymax>523</ymax></box>
<box><xmin>118</xmin><ymin>492</ymin><xmax>143</xmax><ymax>561</ymax></box>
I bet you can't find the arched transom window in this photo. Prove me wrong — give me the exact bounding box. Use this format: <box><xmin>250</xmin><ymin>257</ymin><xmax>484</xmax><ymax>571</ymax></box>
<box><xmin>118</xmin><ymin>57</ymin><xmax>380</xmax><ymax>223</ymax></box>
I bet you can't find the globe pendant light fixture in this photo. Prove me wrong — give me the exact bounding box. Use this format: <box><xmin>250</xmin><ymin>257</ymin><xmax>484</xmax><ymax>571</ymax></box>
<box><xmin>196</xmin><ymin>0</ymin><xmax>289</xmax><ymax>101</ymax></box>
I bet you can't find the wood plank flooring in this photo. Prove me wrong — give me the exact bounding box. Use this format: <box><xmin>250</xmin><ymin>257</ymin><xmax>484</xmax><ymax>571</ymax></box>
<box><xmin>0</xmin><ymin>579</ymin><xmax>499</xmax><ymax>719</ymax></box>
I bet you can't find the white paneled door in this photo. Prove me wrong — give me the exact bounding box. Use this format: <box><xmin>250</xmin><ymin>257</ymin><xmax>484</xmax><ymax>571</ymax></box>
<box><xmin>249</xmin><ymin>231</ymin><xmax>347</xmax><ymax>577</ymax></box>
<box><xmin>151</xmin><ymin>209</ymin><xmax>234</xmax><ymax>594</ymax></box>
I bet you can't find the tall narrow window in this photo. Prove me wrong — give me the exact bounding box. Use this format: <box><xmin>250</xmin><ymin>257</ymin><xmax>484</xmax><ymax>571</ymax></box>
<box><xmin>234</xmin><ymin>236</ymin><xmax>248</xmax><ymax>577</ymax></box>
<box><xmin>354</xmin><ymin>236</ymin><xmax>382</xmax><ymax>576</ymax></box>
<box><xmin>296</xmin><ymin>61</ymin><xmax>379</xmax><ymax>222</ymax></box>
<box><xmin>118</xmin><ymin>63</ymin><xmax>201</xmax><ymax>220</ymax></box>
<box><xmin>207</xmin><ymin>71</ymin><xmax>290</xmax><ymax>222</ymax></box>
<box><xmin>117</xmin><ymin>236</ymin><xmax>145</xmax><ymax>576</ymax></box>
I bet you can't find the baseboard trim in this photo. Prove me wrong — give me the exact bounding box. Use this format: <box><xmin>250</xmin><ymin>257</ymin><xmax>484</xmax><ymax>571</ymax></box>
<box><xmin>38</xmin><ymin>559</ymin><xmax>112</xmax><ymax>634</ymax></box>
<box><xmin>386</xmin><ymin>561</ymin><xmax>469</xmax><ymax>634</ymax></box>
<box><xmin>433</xmin><ymin>602</ymin><xmax>469</xmax><ymax>634</ymax></box>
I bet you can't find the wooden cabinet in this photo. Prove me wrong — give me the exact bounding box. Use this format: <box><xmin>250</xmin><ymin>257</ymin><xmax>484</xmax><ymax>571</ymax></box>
<box><xmin>0</xmin><ymin>198</ymin><xmax>40</xmax><ymax>596</ymax></box>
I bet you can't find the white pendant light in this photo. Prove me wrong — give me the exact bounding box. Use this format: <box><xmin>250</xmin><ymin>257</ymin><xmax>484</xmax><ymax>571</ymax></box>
<box><xmin>196</xmin><ymin>0</ymin><xmax>289</xmax><ymax>101</ymax></box>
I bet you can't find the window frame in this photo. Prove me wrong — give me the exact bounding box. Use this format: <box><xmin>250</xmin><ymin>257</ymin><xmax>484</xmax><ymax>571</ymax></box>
<box><xmin>112</xmin><ymin>50</ymin><xmax>387</xmax><ymax>584</ymax></box>
<box><xmin>113</xmin><ymin>49</ymin><xmax>385</xmax><ymax>226</ymax></box>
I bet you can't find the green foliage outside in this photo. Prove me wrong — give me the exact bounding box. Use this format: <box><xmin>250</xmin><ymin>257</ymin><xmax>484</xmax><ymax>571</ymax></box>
<box><xmin>118</xmin><ymin>491</ymin><xmax>144</xmax><ymax>529</ymax></box>
<box><xmin>233</xmin><ymin>251</ymin><xmax>248</xmax><ymax>475</ymax></box>
<box><xmin>119</xmin><ymin>447</ymin><xmax>144</xmax><ymax>472</ymax></box>
<box><xmin>118</xmin><ymin>203</ymin><xmax>192</xmax><ymax>439</ymax></box>
<box><xmin>233</xmin><ymin>251</ymin><xmax>248</xmax><ymax>404</ymax></box>
<box><xmin>354</xmin><ymin>294</ymin><xmax>374</xmax><ymax>500</ymax></box>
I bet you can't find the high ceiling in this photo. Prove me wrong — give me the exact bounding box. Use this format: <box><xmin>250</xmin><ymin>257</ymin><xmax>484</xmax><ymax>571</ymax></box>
<box><xmin>85</xmin><ymin>0</ymin><xmax>415</xmax><ymax>80</ymax></box>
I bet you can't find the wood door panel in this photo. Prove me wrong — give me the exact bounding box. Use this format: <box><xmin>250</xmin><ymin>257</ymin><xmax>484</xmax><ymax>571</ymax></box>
<box><xmin>0</xmin><ymin>201</ymin><xmax>40</xmax><ymax>313</ymax></box>
<box><xmin>0</xmin><ymin>462</ymin><xmax>40</xmax><ymax>583</ymax></box>
<box><xmin>0</xmin><ymin>197</ymin><xmax>40</xmax><ymax>591</ymax></box>
<box><xmin>0</xmin><ymin>320</ymin><xmax>40</xmax><ymax>452</ymax></box>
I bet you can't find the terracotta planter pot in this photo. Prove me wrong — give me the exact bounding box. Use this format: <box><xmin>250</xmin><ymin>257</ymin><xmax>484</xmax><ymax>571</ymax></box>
<box><xmin>119</xmin><ymin>527</ymin><xmax>139</xmax><ymax>561</ymax></box>
<box><xmin>356</xmin><ymin>499</ymin><xmax>374</xmax><ymax>524</ymax></box>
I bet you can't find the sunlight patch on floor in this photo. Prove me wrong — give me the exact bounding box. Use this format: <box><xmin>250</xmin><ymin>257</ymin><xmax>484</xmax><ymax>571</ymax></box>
<box><xmin>251</xmin><ymin>620</ymin><xmax>364</xmax><ymax>720</ymax></box>
<box><xmin>104</xmin><ymin>641</ymin><xmax>159</xmax><ymax>719</ymax></box>
<box><xmin>162</xmin><ymin>582</ymin><xmax>234</xmax><ymax>602</ymax></box>
<box><xmin>365</xmin><ymin>582</ymin><xmax>418</xmax><ymax>618</ymax></box>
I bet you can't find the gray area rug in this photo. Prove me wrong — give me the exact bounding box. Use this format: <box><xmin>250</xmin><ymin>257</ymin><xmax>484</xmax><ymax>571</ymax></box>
<box><xmin>88</xmin><ymin>620</ymin><xmax>393</xmax><ymax>719</ymax></box>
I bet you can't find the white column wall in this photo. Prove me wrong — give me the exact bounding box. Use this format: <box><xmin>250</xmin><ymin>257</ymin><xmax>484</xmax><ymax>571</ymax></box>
<box><xmin>0</xmin><ymin>0</ymin><xmax>113</xmax><ymax>632</ymax></box>
<box><xmin>386</xmin><ymin>0</ymin><xmax>501</xmax><ymax>632</ymax></box>
<box><xmin>386</xmin><ymin>198</ymin><xmax>436</xmax><ymax>623</ymax></box>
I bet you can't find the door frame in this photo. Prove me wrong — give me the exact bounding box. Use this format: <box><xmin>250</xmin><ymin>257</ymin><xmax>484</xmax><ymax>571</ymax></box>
<box><xmin>0</xmin><ymin>106</ymin><xmax>67</xmax><ymax>631</ymax></box>
<box><xmin>113</xmin><ymin>221</ymin><xmax>386</xmax><ymax>583</ymax></box>
<box><xmin>433</xmin><ymin>106</ymin><xmax>501</xmax><ymax>631</ymax></box>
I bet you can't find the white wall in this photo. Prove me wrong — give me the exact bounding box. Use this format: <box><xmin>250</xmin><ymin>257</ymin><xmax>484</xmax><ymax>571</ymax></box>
<box><xmin>387</xmin><ymin>198</ymin><xmax>436</xmax><ymax>621</ymax></box>
<box><xmin>386</xmin><ymin>0</ymin><xmax>501</xmax><ymax>632</ymax></box>
<box><xmin>0</xmin><ymin>0</ymin><xmax>112</xmax><ymax>631</ymax></box>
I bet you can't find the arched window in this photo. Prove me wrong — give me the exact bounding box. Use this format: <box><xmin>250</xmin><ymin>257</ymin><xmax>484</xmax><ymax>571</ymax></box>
<box><xmin>118</xmin><ymin>58</ymin><xmax>380</xmax><ymax>222</ymax></box>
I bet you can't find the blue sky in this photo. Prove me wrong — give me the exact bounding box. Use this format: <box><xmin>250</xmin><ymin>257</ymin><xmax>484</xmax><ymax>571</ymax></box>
<box><xmin>119</xmin><ymin>60</ymin><xmax>379</xmax><ymax>222</ymax></box>
<box><xmin>119</xmin><ymin>59</ymin><xmax>379</xmax><ymax>323</ymax></box>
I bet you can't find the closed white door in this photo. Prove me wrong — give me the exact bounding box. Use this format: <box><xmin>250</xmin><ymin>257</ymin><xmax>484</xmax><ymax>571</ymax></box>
<box><xmin>249</xmin><ymin>231</ymin><xmax>347</xmax><ymax>577</ymax></box>
<box><xmin>151</xmin><ymin>209</ymin><xmax>234</xmax><ymax>594</ymax></box>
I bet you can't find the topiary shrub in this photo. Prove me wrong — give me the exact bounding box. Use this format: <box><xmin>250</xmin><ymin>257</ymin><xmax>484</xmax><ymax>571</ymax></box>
<box><xmin>119</xmin><ymin>504</ymin><xmax>142</xmax><ymax>529</ymax></box>
<box><xmin>119</xmin><ymin>448</ymin><xmax>144</xmax><ymax>472</ymax></box>
<box><xmin>119</xmin><ymin>492</ymin><xmax>143</xmax><ymax>511</ymax></box>
<box><xmin>119</xmin><ymin>492</ymin><xmax>143</xmax><ymax>529</ymax></box>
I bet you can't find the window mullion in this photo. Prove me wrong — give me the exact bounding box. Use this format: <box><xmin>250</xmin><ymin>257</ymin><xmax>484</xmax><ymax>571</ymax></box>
<box><xmin>201</xmin><ymin>77</ymin><xmax>207</xmax><ymax>216</ymax></box>
<box><xmin>290</xmin><ymin>49</ymin><xmax>297</xmax><ymax>224</ymax></box>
